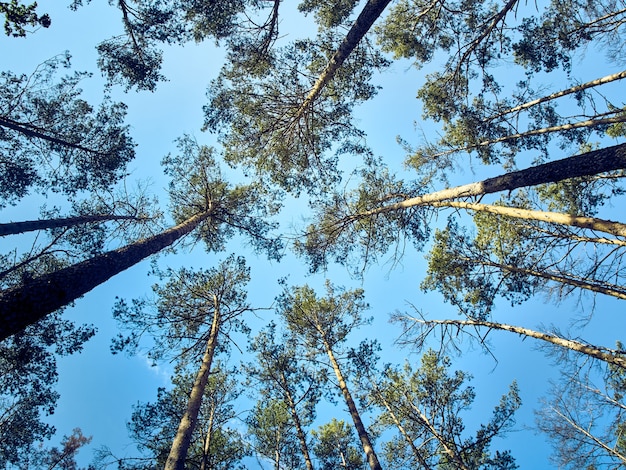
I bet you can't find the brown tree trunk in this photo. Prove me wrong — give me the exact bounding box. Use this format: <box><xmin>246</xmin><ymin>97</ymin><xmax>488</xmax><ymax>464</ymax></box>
<box><xmin>355</xmin><ymin>143</ymin><xmax>626</xmax><ymax>220</ymax></box>
<box><xmin>0</xmin><ymin>209</ymin><xmax>212</xmax><ymax>341</ymax></box>
<box><xmin>293</xmin><ymin>0</ymin><xmax>392</xmax><ymax>120</ymax></box>
<box><xmin>412</xmin><ymin>317</ymin><xmax>626</xmax><ymax>368</ymax></box>
<box><xmin>323</xmin><ymin>341</ymin><xmax>382</xmax><ymax>470</ymax></box>
<box><xmin>281</xmin><ymin>371</ymin><xmax>315</xmax><ymax>470</ymax></box>
<box><xmin>199</xmin><ymin>404</ymin><xmax>216</xmax><ymax>470</ymax></box>
<box><xmin>165</xmin><ymin>295</ymin><xmax>221</xmax><ymax>470</ymax></box>
<box><xmin>430</xmin><ymin>200</ymin><xmax>626</xmax><ymax>238</ymax></box>
<box><xmin>0</xmin><ymin>214</ymin><xmax>147</xmax><ymax>237</ymax></box>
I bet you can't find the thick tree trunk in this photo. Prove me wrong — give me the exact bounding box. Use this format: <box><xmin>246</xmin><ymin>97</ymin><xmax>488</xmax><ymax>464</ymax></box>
<box><xmin>165</xmin><ymin>295</ymin><xmax>220</xmax><ymax>470</ymax></box>
<box><xmin>324</xmin><ymin>342</ymin><xmax>382</xmax><ymax>470</ymax></box>
<box><xmin>293</xmin><ymin>0</ymin><xmax>392</xmax><ymax>120</ymax></box>
<box><xmin>355</xmin><ymin>143</ymin><xmax>626</xmax><ymax>218</ymax></box>
<box><xmin>430</xmin><ymin>200</ymin><xmax>626</xmax><ymax>238</ymax></box>
<box><xmin>281</xmin><ymin>371</ymin><xmax>315</xmax><ymax>470</ymax></box>
<box><xmin>0</xmin><ymin>209</ymin><xmax>211</xmax><ymax>341</ymax></box>
<box><xmin>0</xmin><ymin>214</ymin><xmax>147</xmax><ymax>237</ymax></box>
<box><xmin>412</xmin><ymin>318</ymin><xmax>626</xmax><ymax>368</ymax></box>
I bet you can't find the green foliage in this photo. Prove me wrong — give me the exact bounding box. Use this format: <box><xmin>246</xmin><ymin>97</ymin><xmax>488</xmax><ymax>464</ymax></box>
<box><xmin>372</xmin><ymin>350</ymin><xmax>520</xmax><ymax>469</ymax></box>
<box><xmin>204</xmin><ymin>33</ymin><xmax>387</xmax><ymax>195</ymax></box>
<box><xmin>298</xmin><ymin>0</ymin><xmax>360</xmax><ymax>28</ymax></box>
<box><xmin>121</xmin><ymin>366</ymin><xmax>247</xmax><ymax>470</ymax></box>
<box><xmin>162</xmin><ymin>135</ymin><xmax>282</xmax><ymax>260</ymax></box>
<box><xmin>311</xmin><ymin>418</ymin><xmax>366</xmax><ymax>470</ymax></box>
<box><xmin>0</xmin><ymin>0</ymin><xmax>50</xmax><ymax>37</ymax></box>
<box><xmin>0</xmin><ymin>316</ymin><xmax>94</xmax><ymax>467</ymax></box>
<box><xmin>246</xmin><ymin>399</ymin><xmax>304</xmax><ymax>470</ymax></box>
<box><xmin>0</xmin><ymin>55</ymin><xmax>135</xmax><ymax>207</ymax></box>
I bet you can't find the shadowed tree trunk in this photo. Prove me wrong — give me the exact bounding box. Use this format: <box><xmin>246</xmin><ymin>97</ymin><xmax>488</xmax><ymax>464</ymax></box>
<box><xmin>0</xmin><ymin>209</ymin><xmax>212</xmax><ymax>341</ymax></box>
<box><xmin>0</xmin><ymin>214</ymin><xmax>148</xmax><ymax>237</ymax></box>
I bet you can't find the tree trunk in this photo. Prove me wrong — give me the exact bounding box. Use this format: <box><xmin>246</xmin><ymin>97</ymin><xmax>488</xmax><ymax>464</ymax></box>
<box><xmin>165</xmin><ymin>295</ymin><xmax>220</xmax><ymax>470</ymax></box>
<box><xmin>461</xmin><ymin>255</ymin><xmax>626</xmax><ymax>300</ymax></box>
<box><xmin>354</xmin><ymin>143</ymin><xmax>626</xmax><ymax>219</ymax></box>
<box><xmin>0</xmin><ymin>209</ymin><xmax>212</xmax><ymax>341</ymax></box>
<box><xmin>293</xmin><ymin>0</ymin><xmax>392</xmax><ymax>120</ymax></box>
<box><xmin>199</xmin><ymin>403</ymin><xmax>216</xmax><ymax>470</ymax></box>
<box><xmin>323</xmin><ymin>341</ymin><xmax>382</xmax><ymax>470</ymax></box>
<box><xmin>281</xmin><ymin>371</ymin><xmax>315</xmax><ymax>470</ymax></box>
<box><xmin>411</xmin><ymin>317</ymin><xmax>626</xmax><ymax>368</ymax></box>
<box><xmin>430</xmin><ymin>200</ymin><xmax>626</xmax><ymax>238</ymax></box>
<box><xmin>0</xmin><ymin>214</ymin><xmax>148</xmax><ymax>237</ymax></box>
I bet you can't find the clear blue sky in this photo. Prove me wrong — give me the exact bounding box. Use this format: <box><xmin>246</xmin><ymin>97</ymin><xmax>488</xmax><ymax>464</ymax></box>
<box><xmin>2</xmin><ymin>1</ymin><xmax>626</xmax><ymax>468</ymax></box>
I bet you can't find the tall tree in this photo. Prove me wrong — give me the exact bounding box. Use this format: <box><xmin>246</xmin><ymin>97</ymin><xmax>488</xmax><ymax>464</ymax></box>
<box><xmin>368</xmin><ymin>350</ymin><xmax>519</xmax><ymax>469</ymax></box>
<box><xmin>0</xmin><ymin>136</ymin><xmax>281</xmax><ymax>341</ymax></box>
<box><xmin>246</xmin><ymin>322</ymin><xmax>323</xmax><ymax>470</ymax></box>
<box><xmin>311</xmin><ymin>418</ymin><xmax>366</xmax><ymax>470</ymax></box>
<box><xmin>110</xmin><ymin>255</ymin><xmax>252</xmax><ymax>470</ymax></box>
<box><xmin>277</xmin><ymin>282</ymin><xmax>382</xmax><ymax>470</ymax></box>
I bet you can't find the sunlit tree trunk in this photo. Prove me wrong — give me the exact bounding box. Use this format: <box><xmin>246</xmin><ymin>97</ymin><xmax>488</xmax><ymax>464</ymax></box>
<box><xmin>429</xmin><ymin>200</ymin><xmax>626</xmax><ymax>238</ymax></box>
<box><xmin>281</xmin><ymin>370</ymin><xmax>315</xmax><ymax>470</ymax></box>
<box><xmin>0</xmin><ymin>209</ymin><xmax>212</xmax><ymax>341</ymax></box>
<box><xmin>165</xmin><ymin>295</ymin><xmax>220</xmax><ymax>470</ymax></box>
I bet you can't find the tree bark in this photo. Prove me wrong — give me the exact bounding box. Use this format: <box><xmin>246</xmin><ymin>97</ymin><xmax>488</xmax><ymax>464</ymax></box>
<box><xmin>293</xmin><ymin>0</ymin><xmax>392</xmax><ymax>120</ymax></box>
<box><xmin>0</xmin><ymin>214</ymin><xmax>148</xmax><ymax>237</ymax></box>
<box><xmin>323</xmin><ymin>341</ymin><xmax>382</xmax><ymax>470</ymax></box>
<box><xmin>429</xmin><ymin>200</ymin><xmax>626</xmax><ymax>238</ymax></box>
<box><xmin>410</xmin><ymin>317</ymin><xmax>626</xmax><ymax>368</ymax></box>
<box><xmin>281</xmin><ymin>370</ymin><xmax>315</xmax><ymax>470</ymax></box>
<box><xmin>0</xmin><ymin>209</ymin><xmax>212</xmax><ymax>341</ymax></box>
<box><xmin>165</xmin><ymin>295</ymin><xmax>220</xmax><ymax>470</ymax></box>
<box><xmin>460</xmin><ymin>255</ymin><xmax>626</xmax><ymax>300</ymax></box>
<box><xmin>354</xmin><ymin>143</ymin><xmax>626</xmax><ymax>219</ymax></box>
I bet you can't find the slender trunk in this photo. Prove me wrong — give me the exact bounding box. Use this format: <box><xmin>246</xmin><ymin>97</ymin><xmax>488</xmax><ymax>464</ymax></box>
<box><xmin>199</xmin><ymin>404</ymin><xmax>216</xmax><ymax>470</ymax></box>
<box><xmin>323</xmin><ymin>342</ymin><xmax>382</xmax><ymax>470</ymax></box>
<box><xmin>165</xmin><ymin>295</ymin><xmax>221</xmax><ymax>470</ymax></box>
<box><xmin>281</xmin><ymin>371</ymin><xmax>315</xmax><ymax>470</ymax></box>
<box><xmin>462</xmin><ymin>255</ymin><xmax>626</xmax><ymax>300</ymax></box>
<box><xmin>0</xmin><ymin>214</ymin><xmax>148</xmax><ymax>237</ymax></box>
<box><xmin>293</xmin><ymin>0</ymin><xmax>392</xmax><ymax>120</ymax></box>
<box><xmin>430</xmin><ymin>200</ymin><xmax>626</xmax><ymax>238</ymax></box>
<box><xmin>354</xmin><ymin>143</ymin><xmax>626</xmax><ymax>219</ymax></box>
<box><xmin>484</xmin><ymin>70</ymin><xmax>626</xmax><ymax>123</ymax></box>
<box><xmin>0</xmin><ymin>209</ymin><xmax>212</xmax><ymax>341</ymax></box>
<box><xmin>431</xmin><ymin>114</ymin><xmax>626</xmax><ymax>160</ymax></box>
<box><xmin>371</xmin><ymin>383</ymin><xmax>432</xmax><ymax>469</ymax></box>
<box><xmin>412</xmin><ymin>317</ymin><xmax>626</xmax><ymax>368</ymax></box>
<box><xmin>0</xmin><ymin>116</ymin><xmax>104</xmax><ymax>155</ymax></box>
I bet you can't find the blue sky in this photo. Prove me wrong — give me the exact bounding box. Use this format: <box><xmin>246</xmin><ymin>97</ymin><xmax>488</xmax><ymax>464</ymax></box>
<box><xmin>2</xmin><ymin>1</ymin><xmax>626</xmax><ymax>468</ymax></box>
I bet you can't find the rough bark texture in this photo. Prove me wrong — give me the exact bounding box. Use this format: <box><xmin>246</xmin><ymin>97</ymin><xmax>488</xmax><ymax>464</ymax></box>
<box><xmin>415</xmin><ymin>318</ymin><xmax>626</xmax><ymax>368</ymax></box>
<box><xmin>360</xmin><ymin>143</ymin><xmax>626</xmax><ymax>217</ymax></box>
<box><xmin>165</xmin><ymin>295</ymin><xmax>220</xmax><ymax>470</ymax></box>
<box><xmin>430</xmin><ymin>200</ymin><xmax>626</xmax><ymax>238</ymax></box>
<box><xmin>0</xmin><ymin>214</ymin><xmax>147</xmax><ymax>236</ymax></box>
<box><xmin>324</xmin><ymin>342</ymin><xmax>382</xmax><ymax>470</ymax></box>
<box><xmin>0</xmin><ymin>210</ymin><xmax>211</xmax><ymax>341</ymax></box>
<box><xmin>293</xmin><ymin>0</ymin><xmax>392</xmax><ymax>119</ymax></box>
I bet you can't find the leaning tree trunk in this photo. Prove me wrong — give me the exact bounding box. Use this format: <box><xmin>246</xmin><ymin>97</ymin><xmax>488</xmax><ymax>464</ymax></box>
<box><xmin>323</xmin><ymin>340</ymin><xmax>382</xmax><ymax>470</ymax></box>
<box><xmin>0</xmin><ymin>214</ymin><xmax>148</xmax><ymax>237</ymax></box>
<box><xmin>429</xmin><ymin>200</ymin><xmax>626</xmax><ymax>238</ymax></box>
<box><xmin>165</xmin><ymin>295</ymin><xmax>221</xmax><ymax>470</ymax></box>
<box><xmin>0</xmin><ymin>209</ymin><xmax>212</xmax><ymax>341</ymax></box>
<box><xmin>354</xmin><ymin>143</ymin><xmax>626</xmax><ymax>220</ymax></box>
<box><xmin>280</xmin><ymin>371</ymin><xmax>315</xmax><ymax>470</ymax></box>
<box><xmin>293</xmin><ymin>0</ymin><xmax>392</xmax><ymax>120</ymax></box>
<box><xmin>410</xmin><ymin>317</ymin><xmax>626</xmax><ymax>369</ymax></box>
